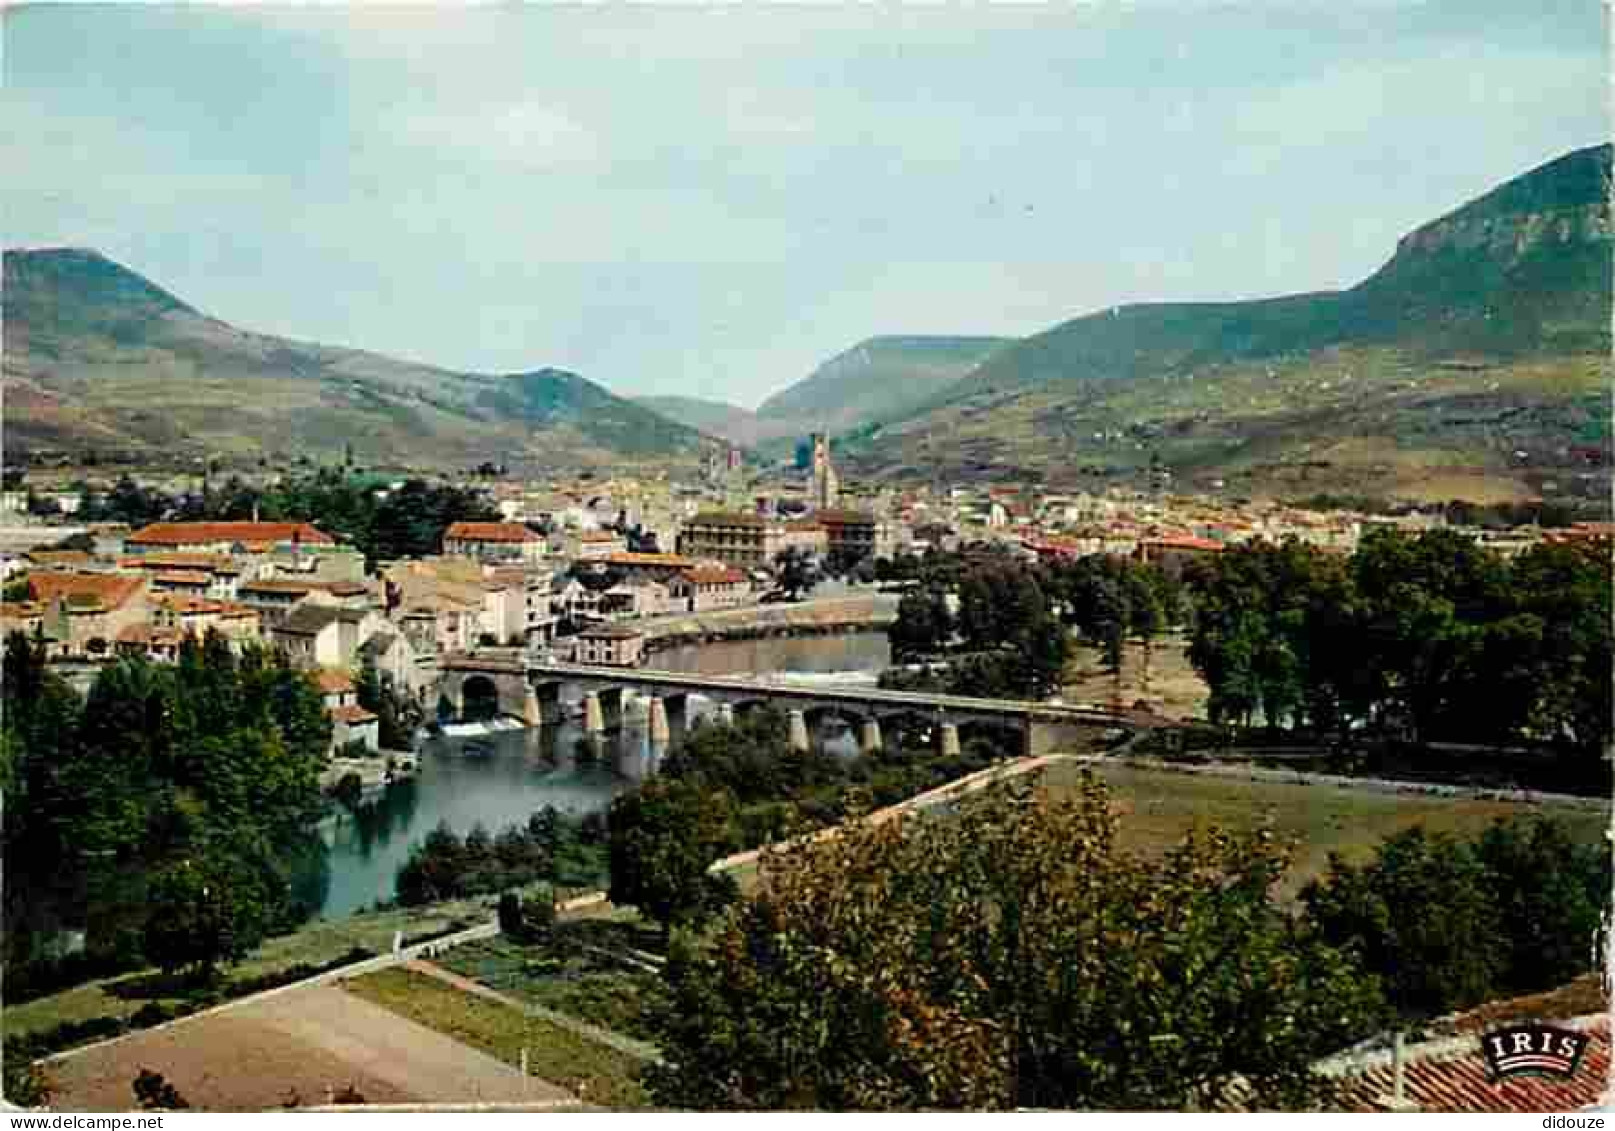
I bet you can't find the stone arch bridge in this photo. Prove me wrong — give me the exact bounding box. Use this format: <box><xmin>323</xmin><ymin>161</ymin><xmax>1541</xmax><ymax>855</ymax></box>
<box><xmin>437</xmin><ymin>653</ymin><xmax>1139</xmax><ymax>759</ymax></box>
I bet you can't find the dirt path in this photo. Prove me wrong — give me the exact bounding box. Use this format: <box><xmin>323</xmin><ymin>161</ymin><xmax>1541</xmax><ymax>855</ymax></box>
<box><xmin>39</xmin><ymin>982</ymin><xmax>572</xmax><ymax>1112</ymax></box>
<box><xmin>403</xmin><ymin>959</ymin><xmax>663</xmax><ymax>1063</ymax></box>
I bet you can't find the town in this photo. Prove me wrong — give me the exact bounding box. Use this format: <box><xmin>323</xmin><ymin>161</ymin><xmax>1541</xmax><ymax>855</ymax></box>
<box><xmin>4</xmin><ymin>0</ymin><xmax>1610</xmax><ymax>1117</ymax></box>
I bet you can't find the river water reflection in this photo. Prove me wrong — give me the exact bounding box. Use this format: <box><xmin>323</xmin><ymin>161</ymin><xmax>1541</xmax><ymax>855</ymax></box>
<box><xmin>316</xmin><ymin>631</ymin><xmax>891</xmax><ymax>919</ymax></box>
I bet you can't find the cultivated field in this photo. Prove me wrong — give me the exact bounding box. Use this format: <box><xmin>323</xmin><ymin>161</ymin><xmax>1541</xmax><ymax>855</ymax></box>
<box><xmin>345</xmin><ymin>966</ymin><xmax>652</xmax><ymax>1109</ymax></box>
<box><xmin>37</xmin><ymin>982</ymin><xmax>562</xmax><ymax>1112</ymax></box>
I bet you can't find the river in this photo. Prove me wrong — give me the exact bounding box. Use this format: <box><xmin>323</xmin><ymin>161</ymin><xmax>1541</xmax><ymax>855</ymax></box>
<box><xmin>315</xmin><ymin>630</ymin><xmax>892</xmax><ymax>918</ymax></box>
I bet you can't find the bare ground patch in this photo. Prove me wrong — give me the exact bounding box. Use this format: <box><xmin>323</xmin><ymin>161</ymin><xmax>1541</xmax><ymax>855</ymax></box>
<box><xmin>39</xmin><ymin>982</ymin><xmax>566</xmax><ymax>1112</ymax></box>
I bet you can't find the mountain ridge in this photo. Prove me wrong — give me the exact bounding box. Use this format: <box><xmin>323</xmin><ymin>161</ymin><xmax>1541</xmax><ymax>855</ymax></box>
<box><xmin>845</xmin><ymin>143</ymin><xmax>1612</xmax><ymax>502</ymax></box>
<box><xmin>2</xmin><ymin>248</ymin><xmax>710</xmax><ymax>469</ymax></box>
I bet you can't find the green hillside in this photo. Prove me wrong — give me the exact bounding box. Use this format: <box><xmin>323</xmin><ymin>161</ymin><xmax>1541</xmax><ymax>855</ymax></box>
<box><xmin>757</xmin><ymin>335</ymin><xmax>1013</xmax><ymax>434</ymax></box>
<box><xmin>2</xmin><ymin>248</ymin><xmax>708</xmax><ymax>470</ymax></box>
<box><xmin>632</xmin><ymin>395</ymin><xmax>793</xmax><ymax>448</ymax></box>
<box><xmin>847</xmin><ymin>145</ymin><xmax>1612</xmax><ymax>503</ymax></box>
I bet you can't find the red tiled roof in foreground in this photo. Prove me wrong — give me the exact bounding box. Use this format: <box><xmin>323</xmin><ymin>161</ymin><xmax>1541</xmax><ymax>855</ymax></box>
<box><xmin>1229</xmin><ymin>1016</ymin><xmax>1611</xmax><ymax>1113</ymax></box>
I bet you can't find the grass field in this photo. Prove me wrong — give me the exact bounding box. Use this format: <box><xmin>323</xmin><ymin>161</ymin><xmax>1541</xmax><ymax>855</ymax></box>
<box><xmin>5</xmin><ymin>895</ymin><xmax>497</xmax><ymax>1039</ymax></box>
<box><xmin>345</xmin><ymin>966</ymin><xmax>651</xmax><ymax>1109</ymax></box>
<box><xmin>1046</xmin><ymin>760</ymin><xmax>1611</xmax><ymax>899</ymax></box>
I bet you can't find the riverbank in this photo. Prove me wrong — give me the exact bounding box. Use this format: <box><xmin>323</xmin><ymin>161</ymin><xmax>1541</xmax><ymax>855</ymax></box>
<box><xmin>637</xmin><ymin>592</ymin><xmax>897</xmax><ymax>654</ymax></box>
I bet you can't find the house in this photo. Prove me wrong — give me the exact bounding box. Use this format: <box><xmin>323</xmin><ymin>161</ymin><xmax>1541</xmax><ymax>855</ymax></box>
<box><xmin>552</xmin><ymin>575</ymin><xmax>603</xmax><ymax>626</ymax></box>
<box><xmin>395</xmin><ymin>595</ymin><xmax>478</xmax><ymax>659</ymax></box>
<box><xmin>575</xmin><ymin>530</ymin><xmax>627</xmax><ymax>560</ymax></box>
<box><xmin>21</xmin><ymin>571</ymin><xmax>151</xmax><ymax>656</ymax></box>
<box><xmin>600</xmin><ymin>551</ymin><xmax>701</xmax><ymax>586</ymax></box>
<box><xmin>442</xmin><ymin>521</ymin><xmax>547</xmax><ymax>565</ymax></box>
<box><xmin>571</xmin><ymin>623</ymin><xmax>645</xmax><ymax>667</ymax></box>
<box><xmin>815</xmin><ymin>508</ymin><xmax>883</xmax><ymax>565</ymax></box>
<box><xmin>150</xmin><ymin>596</ymin><xmax>262</xmax><ymax>647</ymax></box>
<box><xmin>669</xmin><ymin>565</ymin><xmax>751</xmax><ymax>613</ymax></box>
<box><xmin>114</xmin><ymin>622</ymin><xmax>185</xmax><ymax>663</ymax></box>
<box><xmin>237</xmin><ymin>579</ymin><xmax>318</xmax><ymax>628</ymax></box>
<box><xmin>778</xmin><ymin>519</ymin><xmax>829</xmax><ymax>559</ymax></box>
<box><xmin>357</xmin><ymin>629</ymin><xmax>424</xmax><ymax>699</ymax></box>
<box><xmin>121</xmin><ymin>553</ymin><xmax>242</xmax><ymax>599</ymax></box>
<box><xmin>311</xmin><ymin>669</ymin><xmax>378</xmax><ymax>754</ymax></box>
<box><xmin>600</xmin><ymin>579</ymin><xmax>674</xmax><ymax>620</ymax></box>
<box><xmin>1135</xmin><ymin>534</ymin><xmax>1225</xmax><ymax>577</ymax></box>
<box><xmin>272</xmin><ymin>604</ymin><xmax>384</xmax><ymax>670</ymax></box>
<box><xmin>676</xmin><ymin>511</ymin><xmax>781</xmax><ymax>570</ymax></box>
<box><xmin>126</xmin><ymin>521</ymin><xmax>334</xmax><ymax>555</ymax></box>
<box><xmin>487</xmin><ymin>566</ymin><xmax>558</xmax><ymax>646</ymax></box>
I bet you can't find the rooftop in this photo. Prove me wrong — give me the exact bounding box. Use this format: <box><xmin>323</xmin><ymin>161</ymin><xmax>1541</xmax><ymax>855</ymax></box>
<box><xmin>128</xmin><ymin>521</ymin><xmax>334</xmax><ymax>548</ymax></box>
<box><xmin>445</xmin><ymin>521</ymin><xmax>541</xmax><ymax>544</ymax></box>
<box><xmin>26</xmin><ymin>571</ymin><xmax>146</xmax><ymax>613</ymax></box>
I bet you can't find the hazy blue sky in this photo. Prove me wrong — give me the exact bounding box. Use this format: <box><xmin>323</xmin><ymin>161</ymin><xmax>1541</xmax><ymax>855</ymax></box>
<box><xmin>5</xmin><ymin>2</ymin><xmax>1607</xmax><ymax>407</ymax></box>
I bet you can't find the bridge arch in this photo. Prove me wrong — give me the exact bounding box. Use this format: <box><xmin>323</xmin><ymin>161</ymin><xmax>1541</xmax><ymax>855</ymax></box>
<box><xmin>460</xmin><ymin>674</ymin><xmax>501</xmax><ymax>721</ymax></box>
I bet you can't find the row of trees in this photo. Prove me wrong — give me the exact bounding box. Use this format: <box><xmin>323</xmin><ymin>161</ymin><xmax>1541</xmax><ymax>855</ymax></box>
<box><xmin>394</xmin><ymin>808</ymin><xmax>608</xmax><ymax>907</ymax></box>
<box><xmin>1303</xmin><ymin>817</ymin><xmax>1609</xmax><ymax>1019</ymax></box>
<box><xmin>607</xmin><ymin>707</ymin><xmax>1015</xmax><ymax>935</ymax></box>
<box><xmin>885</xmin><ymin>555</ymin><xmax>1069</xmax><ymax>699</ymax></box>
<box><xmin>1187</xmin><ymin>529</ymin><xmax>1612</xmax><ymax>752</ymax></box>
<box><xmin>2</xmin><ymin>629</ymin><xmax>332</xmax><ymax>983</ymax></box>
<box><xmin>643</xmin><ymin>774</ymin><xmax>1609</xmax><ymax>1110</ymax></box>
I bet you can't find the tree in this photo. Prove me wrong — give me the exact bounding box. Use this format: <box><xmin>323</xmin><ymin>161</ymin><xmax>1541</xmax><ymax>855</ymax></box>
<box><xmin>650</xmin><ymin>776</ymin><xmax>1384</xmax><ymax>1110</ymax></box>
<box><xmin>498</xmin><ymin>890</ymin><xmax>526</xmax><ymax>937</ymax></box>
<box><xmin>1473</xmin><ymin>817</ymin><xmax>1609</xmax><ymax>996</ymax></box>
<box><xmin>608</xmin><ymin>778</ymin><xmax>738</xmax><ymax>938</ymax></box>
<box><xmin>888</xmin><ymin>586</ymin><xmax>951</xmax><ymax>661</ymax></box>
<box><xmin>133</xmin><ymin>1069</ymin><xmax>190</xmax><ymax>1110</ymax></box>
<box><xmin>774</xmin><ymin>547</ymin><xmax>817</xmax><ymax>600</ymax></box>
<box><xmin>143</xmin><ymin>847</ymin><xmax>275</xmax><ymax>983</ymax></box>
<box><xmin>1301</xmin><ymin>827</ymin><xmax>1504</xmax><ymax>1020</ymax></box>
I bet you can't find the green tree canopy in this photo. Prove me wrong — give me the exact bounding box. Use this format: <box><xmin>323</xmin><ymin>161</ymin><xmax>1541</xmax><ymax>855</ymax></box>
<box><xmin>650</xmin><ymin>775</ymin><xmax>1385</xmax><ymax>1110</ymax></box>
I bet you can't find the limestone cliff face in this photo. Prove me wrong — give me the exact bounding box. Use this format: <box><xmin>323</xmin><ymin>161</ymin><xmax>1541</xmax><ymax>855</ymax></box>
<box><xmin>1390</xmin><ymin>143</ymin><xmax>1611</xmax><ymax>262</ymax></box>
<box><xmin>1397</xmin><ymin>200</ymin><xmax>1611</xmax><ymax>264</ymax></box>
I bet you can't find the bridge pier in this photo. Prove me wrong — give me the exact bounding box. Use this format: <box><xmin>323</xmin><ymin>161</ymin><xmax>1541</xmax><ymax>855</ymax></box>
<box><xmin>937</xmin><ymin>722</ymin><xmax>961</xmax><ymax>757</ymax></box>
<box><xmin>648</xmin><ymin>697</ymin><xmax>671</xmax><ymax>746</ymax></box>
<box><xmin>787</xmin><ymin>710</ymin><xmax>811</xmax><ymax>753</ymax></box>
<box><xmin>858</xmin><ymin>716</ymin><xmax>884</xmax><ymax>755</ymax></box>
<box><xmin>533</xmin><ymin>680</ymin><xmax>565</xmax><ymax>727</ymax></box>
<box><xmin>582</xmin><ymin>692</ymin><xmax>605</xmax><ymax>735</ymax></box>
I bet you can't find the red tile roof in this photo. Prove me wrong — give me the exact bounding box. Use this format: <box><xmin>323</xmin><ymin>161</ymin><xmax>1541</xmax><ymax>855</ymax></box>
<box><xmin>445</xmin><ymin>521</ymin><xmax>540</xmax><ymax>544</ymax></box>
<box><xmin>681</xmin><ymin>566</ymin><xmax>748</xmax><ymax>585</ymax></box>
<box><xmin>329</xmin><ymin>704</ymin><xmax>377</xmax><ymax>725</ymax></box>
<box><xmin>128</xmin><ymin>522</ymin><xmax>333</xmax><ymax>548</ymax></box>
<box><xmin>26</xmin><ymin>571</ymin><xmax>146</xmax><ymax>613</ymax></box>
<box><xmin>1323</xmin><ymin>1018</ymin><xmax>1609</xmax><ymax>1113</ymax></box>
<box><xmin>152</xmin><ymin>570</ymin><xmax>212</xmax><ymax>586</ymax></box>
<box><xmin>312</xmin><ymin>668</ymin><xmax>355</xmax><ymax>695</ymax></box>
<box><xmin>603</xmin><ymin>551</ymin><xmax>699</xmax><ymax>568</ymax></box>
<box><xmin>1143</xmin><ymin>535</ymin><xmax>1225</xmax><ymax>553</ymax></box>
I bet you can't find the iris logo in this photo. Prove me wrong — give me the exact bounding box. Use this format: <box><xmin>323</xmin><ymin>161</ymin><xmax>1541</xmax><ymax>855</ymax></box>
<box><xmin>1483</xmin><ymin>1024</ymin><xmax>1590</xmax><ymax>1081</ymax></box>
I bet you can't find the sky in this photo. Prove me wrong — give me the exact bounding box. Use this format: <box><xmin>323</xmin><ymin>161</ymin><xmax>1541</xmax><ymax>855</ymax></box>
<box><xmin>4</xmin><ymin>1</ymin><xmax>1608</xmax><ymax>409</ymax></box>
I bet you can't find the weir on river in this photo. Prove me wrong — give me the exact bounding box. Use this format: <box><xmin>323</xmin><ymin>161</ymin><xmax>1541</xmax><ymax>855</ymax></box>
<box><xmin>316</xmin><ymin>631</ymin><xmax>895</xmax><ymax>920</ymax></box>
